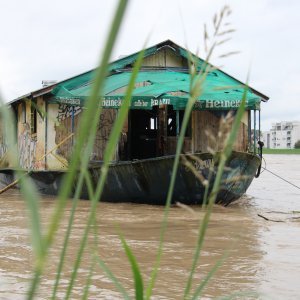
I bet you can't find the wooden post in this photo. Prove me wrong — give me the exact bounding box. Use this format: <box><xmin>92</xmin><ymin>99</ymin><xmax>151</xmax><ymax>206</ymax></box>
<box><xmin>157</xmin><ymin>105</ymin><xmax>167</xmax><ymax>156</ymax></box>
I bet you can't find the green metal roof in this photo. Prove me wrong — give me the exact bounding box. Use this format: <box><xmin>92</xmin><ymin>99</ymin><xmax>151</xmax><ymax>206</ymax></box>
<box><xmin>51</xmin><ymin>69</ymin><xmax>261</xmax><ymax>110</ymax></box>
<box><xmin>49</xmin><ymin>40</ymin><xmax>266</xmax><ymax>111</ymax></box>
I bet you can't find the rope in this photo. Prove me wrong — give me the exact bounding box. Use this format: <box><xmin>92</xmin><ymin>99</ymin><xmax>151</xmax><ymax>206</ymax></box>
<box><xmin>261</xmin><ymin>166</ymin><xmax>300</xmax><ymax>190</ymax></box>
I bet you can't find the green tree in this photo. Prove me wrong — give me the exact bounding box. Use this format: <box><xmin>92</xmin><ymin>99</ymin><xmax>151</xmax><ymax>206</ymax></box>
<box><xmin>295</xmin><ymin>140</ymin><xmax>300</xmax><ymax>149</ymax></box>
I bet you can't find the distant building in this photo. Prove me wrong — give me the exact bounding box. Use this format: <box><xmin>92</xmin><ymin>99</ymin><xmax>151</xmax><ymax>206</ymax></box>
<box><xmin>262</xmin><ymin>131</ymin><xmax>271</xmax><ymax>148</ymax></box>
<box><xmin>263</xmin><ymin>121</ymin><xmax>300</xmax><ymax>149</ymax></box>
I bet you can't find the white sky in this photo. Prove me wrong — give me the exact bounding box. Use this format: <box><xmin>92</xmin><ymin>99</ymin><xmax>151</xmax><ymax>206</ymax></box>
<box><xmin>0</xmin><ymin>0</ymin><xmax>299</xmax><ymax>130</ymax></box>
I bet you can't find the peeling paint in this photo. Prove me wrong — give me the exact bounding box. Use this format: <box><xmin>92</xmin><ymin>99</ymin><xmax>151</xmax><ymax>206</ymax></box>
<box><xmin>92</xmin><ymin>109</ymin><xmax>116</xmax><ymax>160</ymax></box>
<box><xmin>18</xmin><ymin>123</ymin><xmax>37</xmax><ymax>169</ymax></box>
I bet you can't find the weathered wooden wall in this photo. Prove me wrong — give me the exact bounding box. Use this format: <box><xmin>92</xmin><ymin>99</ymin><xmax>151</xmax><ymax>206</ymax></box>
<box><xmin>234</xmin><ymin>123</ymin><xmax>248</xmax><ymax>152</ymax></box>
<box><xmin>54</xmin><ymin>104</ymin><xmax>81</xmax><ymax>162</ymax></box>
<box><xmin>17</xmin><ymin>100</ymin><xmax>37</xmax><ymax>169</ymax></box>
<box><xmin>192</xmin><ymin>110</ymin><xmax>248</xmax><ymax>153</ymax></box>
<box><xmin>35</xmin><ymin>97</ymin><xmax>46</xmax><ymax>169</ymax></box>
<box><xmin>166</xmin><ymin>137</ymin><xmax>191</xmax><ymax>155</ymax></box>
<box><xmin>0</xmin><ymin>121</ymin><xmax>7</xmax><ymax>157</ymax></box>
<box><xmin>46</xmin><ymin>104</ymin><xmax>118</xmax><ymax>169</ymax></box>
<box><xmin>46</xmin><ymin>103</ymin><xmax>73</xmax><ymax>170</ymax></box>
<box><xmin>142</xmin><ymin>48</ymin><xmax>188</xmax><ymax>68</ymax></box>
<box><xmin>0</xmin><ymin>99</ymin><xmax>41</xmax><ymax>169</ymax></box>
<box><xmin>0</xmin><ymin>118</ymin><xmax>8</xmax><ymax>168</ymax></box>
<box><xmin>93</xmin><ymin>109</ymin><xmax>117</xmax><ymax>160</ymax></box>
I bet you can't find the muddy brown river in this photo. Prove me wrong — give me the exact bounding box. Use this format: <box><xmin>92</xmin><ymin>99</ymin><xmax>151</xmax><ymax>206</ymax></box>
<box><xmin>0</xmin><ymin>154</ymin><xmax>299</xmax><ymax>299</ymax></box>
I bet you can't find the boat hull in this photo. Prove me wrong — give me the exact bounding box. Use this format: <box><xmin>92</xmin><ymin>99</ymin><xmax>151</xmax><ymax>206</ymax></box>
<box><xmin>0</xmin><ymin>151</ymin><xmax>260</xmax><ymax>206</ymax></box>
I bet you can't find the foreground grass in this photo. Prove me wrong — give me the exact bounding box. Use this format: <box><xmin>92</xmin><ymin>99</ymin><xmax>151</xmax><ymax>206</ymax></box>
<box><xmin>263</xmin><ymin>148</ymin><xmax>300</xmax><ymax>154</ymax></box>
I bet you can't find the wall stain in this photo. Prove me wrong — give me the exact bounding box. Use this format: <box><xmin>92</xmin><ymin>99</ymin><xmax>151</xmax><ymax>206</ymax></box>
<box><xmin>18</xmin><ymin>123</ymin><xmax>37</xmax><ymax>169</ymax></box>
<box><xmin>93</xmin><ymin>110</ymin><xmax>116</xmax><ymax>160</ymax></box>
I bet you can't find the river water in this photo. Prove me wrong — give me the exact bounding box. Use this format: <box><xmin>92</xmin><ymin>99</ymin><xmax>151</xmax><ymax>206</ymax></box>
<box><xmin>0</xmin><ymin>154</ymin><xmax>299</xmax><ymax>299</ymax></box>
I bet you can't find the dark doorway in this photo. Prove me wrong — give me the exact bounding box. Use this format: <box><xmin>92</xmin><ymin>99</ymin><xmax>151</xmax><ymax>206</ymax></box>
<box><xmin>129</xmin><ymin>108</ymin><xmax>158</xmax><ymax>159</ymax></box>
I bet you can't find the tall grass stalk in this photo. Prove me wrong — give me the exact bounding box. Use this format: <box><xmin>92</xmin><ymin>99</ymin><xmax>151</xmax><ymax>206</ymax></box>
<box><xmin>95</xmin><ymin>256</ymin><xmax>131</xmax><ymax>299</ymax></box>
<box><xmin>64</xmin><ymin>44</ymin><xmax>146</xmax><ymax>299</ymax></box>
<box><xmin>145</xmin><ymin>71</ymin><xmax>207</xmax><ymax>299</ymax></box>
<box><xmin>183</xmin><ymin>88</ymin><xmax>247</xmax><ymax>299</ymax></box>
<box><xmin>25</xmin><ymin>0</ymin><xmax>129</xmax><ymax>298</ymax></box>
<box><xmin>51</xmin><ymin>170</ymin><xmax>93</xmax><ymax>300</ymax></box>
<box><xmin>120</xmin><ymin>233</ymin><xmax>144</xmax><ymax>299</ymax></box>
<box><xmin>191</xmin><ymin>250</ymin><xmax>229</xmax><ymax>300</ymax></box>
<box><xmin>0</xmin><ymin>96</ymin><xmax>46</xmax><ymax>298</ymax></box>
<box><xmin>146</xmin><ymin>6</ymin><xmax>235</xmax><ymax>299</ymax></box>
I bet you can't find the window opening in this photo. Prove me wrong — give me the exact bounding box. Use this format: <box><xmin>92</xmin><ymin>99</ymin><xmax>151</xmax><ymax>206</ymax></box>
<box><xmin>166</xmin><ymin>106</ymin><xmax>191</xmax><ymax>137</ymax></box>
<box><xmin>150</xmin><ymin>117</ymin><xmax>157</xmax><ymax>130</ymax></box>
<box><xmin>167</xmin><ymin>107</ymin><xmax>176</xmax><ymax>136</ymax></box>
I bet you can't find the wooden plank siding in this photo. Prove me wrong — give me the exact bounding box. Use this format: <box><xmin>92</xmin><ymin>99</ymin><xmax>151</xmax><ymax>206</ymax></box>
<box><xmin>193</xmin><ymin>110</ymin><xmax>221</xmax><ymax>153</ymax></box>
<box><xmin>192</xmin><ymin>110</ymin><xmax>248</xmax><ymax>153</ymax></box>
<box><xmin>92</xmin><ymin>109</ymin><xmax>117</xmax><ymax>160</ymax></box>
<box><xmin>0</xmin><ymin>117</ymin><xmax>8</xmax><ymax>168</ymax></box>
<box><xmin>17</xmin><ymin>100</ymin><xmax>37</xmax><ymax>169</ymax></box>
<box><xmin>54</xmin><ymin>105</ymin><xmax>81</xmax><ymax>162</ymax></box>
<box><xmin>142</xmin><ymin>48</ymin><xmax>188</xmax><ymax>68</ymax></box>
<box><xmin>166</xmin><ymin>137</ymin><xmax>191</xmax><ymax>155</ymax></box>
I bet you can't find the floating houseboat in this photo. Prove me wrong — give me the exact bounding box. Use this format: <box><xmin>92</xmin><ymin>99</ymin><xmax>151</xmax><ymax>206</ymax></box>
<box><xmin>0</xmin><ymin>40</ymin><xmax>268</xmax><ymax>205</ymax></box>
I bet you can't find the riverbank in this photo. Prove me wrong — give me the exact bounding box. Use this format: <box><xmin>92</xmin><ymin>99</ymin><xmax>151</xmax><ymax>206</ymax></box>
<box><xmin>263</xmin><ymin>148</ymin><xmax>300</xmax><ymax>154</ymax></box>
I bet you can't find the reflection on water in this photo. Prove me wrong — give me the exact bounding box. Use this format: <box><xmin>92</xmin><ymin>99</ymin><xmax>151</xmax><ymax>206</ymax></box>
<box><xmin>0</xmin><ymin>154</ymin><xmax>299</xmax><ymax>299</ymax></box>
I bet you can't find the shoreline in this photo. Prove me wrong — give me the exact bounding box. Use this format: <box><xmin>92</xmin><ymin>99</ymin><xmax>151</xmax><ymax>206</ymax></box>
<box><xmin>263</xmin><ymin>148</ymin><xmax>300</xmax><ymax>155</ymax></box>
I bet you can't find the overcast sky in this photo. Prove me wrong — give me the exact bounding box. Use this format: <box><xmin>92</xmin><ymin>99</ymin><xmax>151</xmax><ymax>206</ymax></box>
<box><xmin>0</xmin><ymin>0</ymin><xmax>299</xmax><ymax>130</ymax></box>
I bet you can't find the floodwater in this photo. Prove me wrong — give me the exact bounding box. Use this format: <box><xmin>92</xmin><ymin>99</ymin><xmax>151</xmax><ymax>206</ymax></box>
<box><xmin>0</xmin><ymin>155</ymin><xmax>299</xmax><ymax>300</ymax></box>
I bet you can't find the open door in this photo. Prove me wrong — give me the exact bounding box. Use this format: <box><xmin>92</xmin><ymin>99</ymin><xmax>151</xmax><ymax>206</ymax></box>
<box><xmin>129</xmin><ymin>108</ymin><xmax>158</xmax><ymax>159</ymax></box>
<box><xmin>128</xmin><ymin>105</ymin><xmax>187</xmax><ymax>159</ymax></box>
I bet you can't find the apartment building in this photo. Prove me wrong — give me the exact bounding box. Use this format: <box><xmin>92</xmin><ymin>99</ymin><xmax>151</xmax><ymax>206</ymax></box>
<box><xmin>263</xmin><ymin>121</ymin><xmax>300</xmax><ymax>149</ymax></box>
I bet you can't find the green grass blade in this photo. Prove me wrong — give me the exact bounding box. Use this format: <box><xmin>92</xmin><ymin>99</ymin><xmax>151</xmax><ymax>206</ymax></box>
<box><xmin>51</xmin><ymin>171</ymin><xmax>88</xmax><ymax>300</ymax></box>
<box><xmin>191</xmin><ymin>251</ymin><xmax>229</xmax><ymax>300</ymax></box>
<box><xmin>21</xmin><ymin>0</ymin><xmax>130</xmax><ymax>298</ymax></box>
<box><xmin>19</xmin><ymin>175</ymin><xmax>44</xmax><ymax>261</ymax></box>
<box><xmin>145</xmin><ymin>69</ymin><xmax>209</xmax><ymax>300</ymax></box>
<box><xmin>0</xmin><ymin>97</ymin><xmax>45</xmax><ymax>300</ymax></box>
<box><xmin>145</xmin><ymin>102</ymin><xmax>192</xmax><ymax>299</ymax></box>
<box><xmin>120</xmin><ymin>234</ymin><xmax>144</xmax><ymax>300</ymax></box>
<box><xmin>44</xmin><ymin>0</ymin><xmax>129</xmax><ymax>251</ymax></box>
<box><xmin>64</xmin><ymin>40</ymin><xmax>145</xmax><ymax>300</ymax></box>
<box><xmin>183</xmin><ymin>88</ymin><xmax>248</xmax><ymax>299</ymax></box>
<box><xmin>0</xmin><ymin>101</ymin><xmax>18</xmax><ymax>166</ymax></box>
<box><xmin>95</xmin><ymin>256</ymin><xmax>131</xmax><ymax>300</ymax></box>
<box><xmin>84</xmin><ymin>170</ymin><xmax>96</xmax><ymax>200</ymax></box>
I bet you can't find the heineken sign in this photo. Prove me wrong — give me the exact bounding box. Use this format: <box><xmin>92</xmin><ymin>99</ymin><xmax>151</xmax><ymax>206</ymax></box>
<box><xmin>51</xmin><ymin>96</ymin><xmax>259</xmax><ymax>111</ymax></box>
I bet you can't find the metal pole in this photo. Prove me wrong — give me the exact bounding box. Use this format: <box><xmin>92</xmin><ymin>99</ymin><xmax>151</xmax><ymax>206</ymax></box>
<box><xmin>248</xmin><ymin>110</ymin><xmax>251</xmax><ymax>152</ymax></box>
<box><xmin>259</xmin><ymin>109</ymin><xmax>261</xmax><ymax>141</ymax></box>
<box><xmin>71</xmin><ymin>106</ymin><xmax>75</xmax><ymax>146</ymax></box>
<box><xmin>254</xmin><ymin>109</ymin><xmax>256</xmax><ymax>154</ymax></box>
<box><xmin>45</xmin><ymin>101</ymin><xmax>48</xmax><ymax>170</ymax></box>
